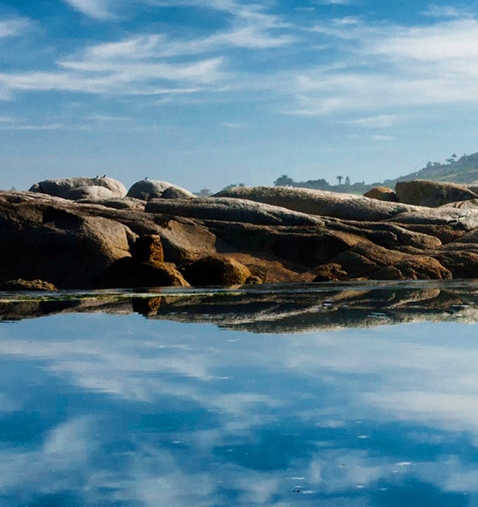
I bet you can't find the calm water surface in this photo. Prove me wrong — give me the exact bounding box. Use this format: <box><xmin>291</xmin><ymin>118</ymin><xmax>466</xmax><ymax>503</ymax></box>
<box><xmin>1</xmin><ymin>282</ymin><xmax>478</xmax><ymax>506</ymax></box>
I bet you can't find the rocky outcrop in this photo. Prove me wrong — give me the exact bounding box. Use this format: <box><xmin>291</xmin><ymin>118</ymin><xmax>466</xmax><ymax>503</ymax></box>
<box><xmin>30</xmin><ymin>176</ymin><xmax>127</xmax><ymax>200</ymax></box>
<box><xmin>395</xmin><ymin>180</ymin><xmax>478</xmax><ymax>207</ymax></box>
<box><xmin>5</xmin><ymin>176</ymin><xmax>478</xmax><ymax>290</ymax></box>
<box><xmin>68</xmin><ymin>186</ymin><xmax>119</xmax><ymax>201</ymax></box>
<box><xmin>145</xmin><ymin>196</ymin><xmax>323</xmax><ymax>226</ymax></box>
<box><xmin>97</xmin><ymin>233</ymin><xmax>189</xmax><ymax>288</ymax></box>
<box><xmin>130</xmin><ymin>234</ymin><xmax>164</xmax><ymax>264</ymax></box>
<box><xmin>312</xmin><ymin>263</ymin><xmax>348</xmax><ymax>282</ymax></box>
<box><xmin>98</xmin><ymin>258</ymin><xmax>189</xmax><ymax>288</ymax></box>
<box><xmin>217</xmin><ymin>185</ymin><xmax>419</xmax><ymax>221</ymax></box>
<box><xmin>0</xmin><ymin>279</ymin><xmax>57</xmax><ymax>291</ymax></box>
<box><xmin>0</xmin><ymin>192</ymin><xmax>134</xmax><ymax>289</ymax></box>
<box><xmin>364</xmin><ymin>186</ymin><xmax>397</xmax><ymax>202</ymax></box>
<box><xmin>127</xmin><ymin>179</ymin><xmax>193</xmax><ymax>200</ymax></box>
<box><xmin>182</xmin><ymin>255</ymin><xmax>255</xmax><ymax>286</ymax></box>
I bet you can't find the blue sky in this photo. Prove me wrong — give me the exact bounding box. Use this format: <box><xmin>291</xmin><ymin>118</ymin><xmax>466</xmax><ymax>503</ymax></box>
<box><xmin>1</xmin><ymin>0</ymin><xmax>478</xmax><ymax>192</ymax></box>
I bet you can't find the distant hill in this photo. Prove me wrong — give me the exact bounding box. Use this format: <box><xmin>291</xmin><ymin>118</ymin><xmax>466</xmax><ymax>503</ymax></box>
<box><xmin>271</xmin><ymin>151</ymin><xmax>478</xmax><ymax>194</ymax></box>
<box><xmin>383</xmin><ymin>152</ymin><xmax>478</xmax><ymax>187</ymax></box>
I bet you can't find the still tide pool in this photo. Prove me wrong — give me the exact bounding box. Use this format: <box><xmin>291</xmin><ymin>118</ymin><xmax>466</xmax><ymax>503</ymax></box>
<box><xmin>0</xmin><ymin>285</ymin><xmax>478</xmax><ymax>506</ymax></box>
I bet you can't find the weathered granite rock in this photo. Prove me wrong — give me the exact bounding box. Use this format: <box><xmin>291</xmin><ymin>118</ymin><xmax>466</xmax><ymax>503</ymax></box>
<box><xmin>207</xmin><ymin>221</ymin><xmax>363</xmax><ymax>267</ymax></box>
<box><xmin>324</xmin><ymin>219</ymin><xmax>442</xmax><ymax>251</ymax></box>
<box><xmin>131</xmin><ymin>235</ymin><xmax>164</xmax><ymax>264</ymax></box>
<box><xmin>364</xmin><ymin>186</ymin><xmax>397</xmax><ymax>202</ymax></box>
<box><xmin>0</xmin><ymin>279</ymin><xmax>58</xmax><ymax>291</ymax></box>
<box><xmin>216</xmin><ymin>186</ymin><xmax>419</xmax><ymax>221</ymax></box>
<box><xmin>161</xmin><ymin>186</ymin><xmax>193</xmax><ymax>199</ymax></box>
<box><xmin>323</xmin><ymin>241</ymin><xmax>452</xmax><ymax>280</ymax></box>
<box><xmin>0</xmin><ymin>192</ymin><xmax>135</xmax><ymax>288</ymax></box>
<box><xmin>157</xmin><ymin>219</ymin><xmax>220</xmax><ymax>264</ymax></box>
<box><xmin>312</xmin><ymin>263</ymin><xmax>348</xmax><ymax>282</ymax></box>
<box><xmin>82</xmin><ymin>197</ymin><xmax>145</xmax><ymax>211</ymax></box>
<box><xmin>30</xmin><ymin>177</ymin><xmax>127</xmax><ymax>200</ymax></box>
<box><xmin>98</xmin><ymin>258</ymin><xmax>189</xmax><ymax>288</ymax></box>
<box><xmin>395</xmin><ymin>180</ymin><xmax>478</xmax><ymax>207</ymax></box>
<box><xmin>433</xmin><ymin>251</ymin><xmax>478</xmax><ymax>279</ymax></box>
<box><xmin>4</xmin><ymin>175</ymin><xmax>478</xmax><ymax>289</ymax></box>
<box><xmin>387</xmin><ymin>205</ymin><xmax>478</xmax><ymax>231</ymax></box>
<box><xmin>127</xmin><ymin>179</ymin><xmax>193</xmax><ymax>200</ymax></box>
<box><xmin>369</xmin><ymin>256</ymin><xmax>452</xmax><ymax>280</ymax></box>
<box><xmin>68</xmin><ymin>185</ymin><xmax>118</xmax><ymax>201</ymax></box>
<box><xmin>145</xmin><ymin>197</ymin><xmax>324</xmax><ymax>226</ymax></box>
<box><xmin>466</xmin><ymin>184</ymin><xmax>478</xmax><ymax>194</ymax></box>
<box><xmin>182</xmin><ymin>255</ymin><xmax>254</xmax><ymax>286</ymax></box>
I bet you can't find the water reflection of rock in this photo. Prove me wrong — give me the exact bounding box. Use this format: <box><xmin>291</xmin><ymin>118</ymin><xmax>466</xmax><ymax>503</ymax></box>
<box><xmin>0</xmin><ymin>295</ymin><xmax>132</xmax><ymax>322</ymax></box>
<box><xmin>1</xmin><ymin>282</ymin><xmax>478</xmax><ymax>332</ymax></box>
<box><xmin>139</xmin><ymin>285</ymin><xmax>476</xmax><ymax>332</ymax></box>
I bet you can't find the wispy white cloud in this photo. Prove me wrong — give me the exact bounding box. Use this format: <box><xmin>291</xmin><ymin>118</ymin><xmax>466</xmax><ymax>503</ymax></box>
<box><xmin>286</xmin><ymin>16</ymin><xmax>478</xmax><ymax>116</ymax></box>
<box><xmin>208</xmin><ymin>24</ymin><xmax>295</xmax><ymax>49</ymax></box>
<box><xmin>0</xmin><ymin>0</ymin><xmax>295</xmax><ymax>101</ymax></box>
<box><xmin>423</xmin><ymin>4</ymin><xmax>471</xmax><ymax>19</ymax></box>
<box><xmin>0</xmin><ymin>417</ymin><xmax>95</xmax><ymax>494</ymax></box>
<box><xmin>4</xmin><ymin>312</ymin><xmax>478</xmax><ymax>504</ymax></box>
<box><xmin>0</xmin><ymin>123</ymin><xmax>63</xmax><ymax>131</ymax></box>
<box><xmin>367</xmin><ymin>19</ymin><xmax>478</xmax><ymax>61</ymax></box>
<box><xmin>71</xmin><ymin>27</ymin><xmax>292</xmax><ymax>66</ymax></box>
<box><xmin>223</xmin><ymin>121</ymin><xmax>247</xmax><ymax>129</ymax></box>
<box><xmin>85</xmin><ymin>114</ymin><xmax>130</xmax><ymax>122</ymax></box>
<box><xmin>340</xmin><ymin>114</ymin><xmax>397</xmax><ymax>128</ymax></box>
<box><xmin>144</xmin><ymin>0</ymin><xmax>268</xmax><ymax>18</ymax></box>
<box><xmin>80</xmin><ymin>35</ymin><xmax>166</xmax><ymax>60</ymax></box>
<box><xmin>314</xmin><ymin>0</ymin><xmax>352</xmax><ymax>5</ymax></box>
<box><xmin>371</xmin><ymin>134</ymin><xmax>393</xmax><ymax>142</ymax></box>
<box><xmin>61</xmin><ymin>0</ymin><xmax>116</xmax><ymax>20</ymax></box>
<box><xmin>0</xmin><ymin>17</ymin><xmax>32</xmax><ymax>38</ymax></box>
<box><xmin>0</xmin><ymin>115</ymin><xmax>17</xmax><ymax>123</ymax></box>
<box><xmin>4</xmin><ymin>0</ymin><xmax>478</xmax><ymax>133</ymax></box>
<box><xmin>138</xmin><ymin>0</ymin><xmax>295</xmax><ymax>50</ymax></box>
<box><xmin>60</xmin><ymin>56</ymin><xmax>226</xmax><ymax>84</ymax></box>
<box><xmin>0</xmin><ymin>115</ymin><xmax>63</xmax><ymax>130</ymax></box>
<box><xmin>0</xmin><ymin>55</ymin><xmax>226</xmax><ymax>97</ymax></box>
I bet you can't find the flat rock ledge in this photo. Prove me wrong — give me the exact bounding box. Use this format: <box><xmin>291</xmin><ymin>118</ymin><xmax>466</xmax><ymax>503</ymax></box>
<box><xmin>4</xmin><ymin>180</ymin><xmax>478</xmax><ymax>289</ymax></box>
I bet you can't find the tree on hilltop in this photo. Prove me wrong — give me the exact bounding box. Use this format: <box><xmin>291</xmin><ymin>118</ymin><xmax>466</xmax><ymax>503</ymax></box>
<box><xmin>274</xmin><ymin>175</ymin><xmax>294</xmax><ymax>187</ymax></box>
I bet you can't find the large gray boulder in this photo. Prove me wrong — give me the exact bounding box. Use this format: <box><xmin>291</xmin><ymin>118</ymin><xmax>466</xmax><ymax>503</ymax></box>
<box><xmin>29</xmin><ymin>177</ymin><xmax>127</xmax><ymax>200</ymax></box>
<box><xmin>216</xmin><ymin>186</ymin><xmax>419</xmax><ymax>221</ymax></box>
<box><xmin>145</xmin><ymin>196</ymin><xmax>324</xmax><ymax>226</ymax></box>
<box><xmin>127</xmin><ymin>179</ymin><xmax>193</xmax><ymax>200</ymax></box>
<box><xmin>68</xmin><ymin>185</ymin><xmax>118</xmax><ymax>201</ymax></box>
<box><xmin>395</xmin><ymin>180</ymin><xmax>478</xmax><ymax>207</ymax></box>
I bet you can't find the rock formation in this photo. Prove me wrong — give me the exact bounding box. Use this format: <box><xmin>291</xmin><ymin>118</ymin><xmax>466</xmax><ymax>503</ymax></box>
<box><xmin>216</xmin><ymin>185</ymin><xmax>419</xmax><ymax>221</ymax></box>
<box><xmin>30</xmin><ymin>176</ymin><xmax>127</xmax><ymax>200</ymax></box>
<box><xmin>395</xmin><ymin>180</ymin><xmax>478</xmax><ymax>207</ymax></box>
<box><xmin>183</xmin><ymin>255</ymin><xmax>254</xmax><ymax>286</ymax></box>
<box><xmin>363</xmin><ymin>186</ymin><xmax>397</xmax><ymax>202</ymax></box>
<box><xmin>126</xmin><ymin>179</ymin><xmax>193</xmax><ymax>200</ymax></box>
<box><xmin>3</xmin><ymin>177</ymin><xmax>478</xmax><ymax>289</ymax></box>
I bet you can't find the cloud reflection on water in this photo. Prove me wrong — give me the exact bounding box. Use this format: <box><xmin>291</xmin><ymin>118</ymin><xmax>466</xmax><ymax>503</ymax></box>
<box><xmin>0</xmin><ymin>286</ymin><xmax>477</xmax><ymax>504</ymax></box>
